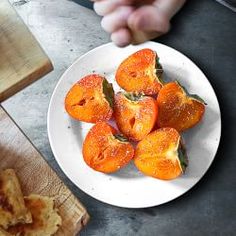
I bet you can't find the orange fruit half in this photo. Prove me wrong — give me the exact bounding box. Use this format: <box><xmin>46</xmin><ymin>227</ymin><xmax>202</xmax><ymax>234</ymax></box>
<box><xmin>83</xmin><ymin>122</ymin><xmax>134</xmax><ymax>173</ymax></box>
<box><xmin>65</xmin><ymin>74</ymin><xmax>114</xmax><ymax>123</ymax></box>
<box><xmin>134</xmin><ymin>127</ymin><xmax>188</xmax><ymax>180</ymax></box>
<box><xmin>157</xmin><ymin>81</ymin><xmax>206</xmax><ymax>132</ymax></box>
<box><xmin>116</xmin><ymin>48</ymin><xmax>163</xmax><ymax>95</ymax></box>
<box><xmin>114</xmin><ymin>92</ymin><xmax>158</xmax><ymax>141</ymax></box>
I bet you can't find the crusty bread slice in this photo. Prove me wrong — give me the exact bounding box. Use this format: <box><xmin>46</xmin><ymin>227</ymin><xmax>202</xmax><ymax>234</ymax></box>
<box><xmin>0</xmin><ymin>227</ymin><xmax>13</xmax><ymax>236</ymax></box>
<box><xmin>0</xmin><ymin>169</ymin><xmax>32</xmax><ymax>229</ymax></box>
<box><xmin>7</xmin><ymin>194</ymin><xmax>62</xmax><ymax>236</ymax></box>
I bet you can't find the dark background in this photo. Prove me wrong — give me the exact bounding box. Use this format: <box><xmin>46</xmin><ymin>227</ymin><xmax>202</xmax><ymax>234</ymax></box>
<box><xmin>73</xmin><ymin>0</ymin><xmax>94</xmax><ymax>9</ymax></box>
<box><xmin>71</xmin><ymin>0</ymin><xmax>236</xmax><ymax>235</ymax></box>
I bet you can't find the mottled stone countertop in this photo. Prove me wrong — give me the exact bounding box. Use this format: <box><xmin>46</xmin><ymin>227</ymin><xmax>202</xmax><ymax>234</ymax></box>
<box><xmin>3</xmin><ymin>0</ymin><xmax>236</xmax><ymax>235</ymax></box>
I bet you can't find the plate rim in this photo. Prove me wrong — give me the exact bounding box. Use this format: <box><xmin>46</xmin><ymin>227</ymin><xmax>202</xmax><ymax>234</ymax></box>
<box><xmin>47</xmin><ymin>42</ymin><xmax>222</xmax><ymax>208</ymax></box>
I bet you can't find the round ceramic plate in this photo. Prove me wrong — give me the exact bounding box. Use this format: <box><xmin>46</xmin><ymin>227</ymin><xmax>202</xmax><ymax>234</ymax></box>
<box><xmin>48</xmin><ymin>42</ymin><xmax>221</xmax><ymax>208</ymax></box>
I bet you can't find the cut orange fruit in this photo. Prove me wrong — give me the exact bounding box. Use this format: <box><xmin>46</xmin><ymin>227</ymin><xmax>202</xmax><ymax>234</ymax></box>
<box><xmin>134</xmin><ymin>128</ymin><xmax>188</xmax><ymax>180</ymax></box>
<box><xmin>114</xmin><ymin>92</ymin><xmax>158</xmax><ymax>141</ymax></box>
<box><xmin>157</xmin><ymin>81</ymin><xmax>206</xmax><ymax>132</ymax></box>
<box><xmin>65</xmin><ymin>74</ymin><xmax>114</xmax><ymax>123</ymax></box>
<box><xmin>115</xmin><ymin>48</ymin><xmax>163</xmax><ymax>95</ymax></box>
<box><xmin>83</xmin><ymin>122</ymin><xmax>134</xmax><ymax>173</ymax></box>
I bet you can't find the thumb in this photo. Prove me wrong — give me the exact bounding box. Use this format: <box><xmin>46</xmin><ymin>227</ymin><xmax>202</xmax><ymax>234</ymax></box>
<box><xmin>128</xmin><ymin>5</ymin><xmax>170</xmax><ymax>33</ymax></box>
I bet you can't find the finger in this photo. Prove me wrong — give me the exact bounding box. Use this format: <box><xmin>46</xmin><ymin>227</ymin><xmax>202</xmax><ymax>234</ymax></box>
<box><xmin>101</xmin><ymin>6</ymin><xmax>134</xmax><ymax>33</ymax></box>
<box><xmin>94</xmin><ymin>1</ymin><xmax>119</xmax><ymax>16</ymax></box>
<box><xmin>131</xmin><ymin>30</ymin><xmax>162</xmax><ymax>44</ymax></box>
<box><xmin>128</xmin><ymin>5</ymin><xmax>170</xmax><ymax>33</ymax></box>
<box><xmin>94</xmin><ymin>0</ymin><xmax>134</xmax><ymax>16</ymax></box>
<box><xmin>111</xmin><ymin>28</ymin><xmax>132</xmax><ymax>47</ymax></box>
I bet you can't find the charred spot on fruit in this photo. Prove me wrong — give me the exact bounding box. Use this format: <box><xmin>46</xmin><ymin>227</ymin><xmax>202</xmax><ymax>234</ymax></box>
<box><xmin>124</xmin><ymin>92</ymin><xmax>144</xmax><ymax>101</ymax></box>
<box><xmin>129</xmin><ymin>71</ymin><xmax>137</xmax><ymax>77</ymax></box>
<box><xmin>114</xmin><ymin>134</ymin><xmax>128</xmax><ymax>142</ymax></box>
<box><xmin>176</xmin><ymin>81</ymin><xmax>207</xmax><ymax>105</ymax></box>
<box><xmin>129</xmin><ymin>117</ymin><xmax>136</xmax><ymax>128</ymax></box>
<box><xmin>103</xmin><ymin>79</ymin><xmax>115</xmax><ymax>108</ymax></box>
<box><xmin>178</xmin><ymin>144</ymin><xmax>188</xmax><ymax>172</ymax></box>
<box><xmin>77</xmin><ymin>99</ymin><xmax>86</xmax><ymax>106</ymax></box>
<box><xmin>74</xmin><ymin>97</ymin><xmax>95</xmax><ymax>107</ymax></box>
<box><xmin>97</xmin><ymin>153</ymin><xmax>106</xmax><ymax>161</ymax></box>
<box><xmin>91</xmin><ymin>152</ymin><xmax>106</xmax><ymax>166</ymax></box>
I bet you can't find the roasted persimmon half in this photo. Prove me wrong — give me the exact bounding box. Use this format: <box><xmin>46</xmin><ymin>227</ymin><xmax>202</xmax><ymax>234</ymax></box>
<box><xmin>115</xmin><ymin>48</ymin><xmax>163</xmax><ymax>95</ymax></box>
<box><xmin>114</xmin><ymin>92</ymin><xmax>158</xmax><ymax>141</ymax></box>
<box><xmin>83</xmin><ymin>122</ymin><xmax>134</xmax><ymax>173</ymax></box>
<box><xmin>157</xmin><ymin>81</ymin><xmax>206</xmax><ymax>132</ymax></box>
<box><xmin>134</xmin><ymin>128</ymin><xmax>188</xmax><ymax>180</ymax></box>
<box><xmin>65</xmin><ymin>74</ymin><xmax>114</xmax><ymax>123</ymax></box>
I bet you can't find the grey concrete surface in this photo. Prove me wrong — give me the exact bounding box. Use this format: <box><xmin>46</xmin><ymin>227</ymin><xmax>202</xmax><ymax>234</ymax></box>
<box><xmin>2</xmin><ymin>0</ymin><xmax>236</xmax><ymax>235</ymax></box>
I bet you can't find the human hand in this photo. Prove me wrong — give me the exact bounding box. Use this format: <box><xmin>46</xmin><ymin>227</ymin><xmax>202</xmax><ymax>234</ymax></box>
<box><xmin>91</xmin><ymin>0</ymin><xmax>186</xmax><ymax>47</ymax></box>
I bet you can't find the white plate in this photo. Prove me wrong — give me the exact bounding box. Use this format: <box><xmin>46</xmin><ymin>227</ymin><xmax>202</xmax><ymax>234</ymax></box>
<box><xmin>48</xmin><ymin>42</ymin><xmax>221</xmax><ymax>208</ymax></box>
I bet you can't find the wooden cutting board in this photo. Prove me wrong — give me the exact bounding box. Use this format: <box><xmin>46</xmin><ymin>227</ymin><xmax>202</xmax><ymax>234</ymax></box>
<box><xmin>0</xmin><ymin>0</ymin><xmax>53</xmax><ymax>102</ymax></box>
<box><xmin>0</xmin><ymin>106</ymin><xmax>89</xmax><ymax>235</ymax></box>
<box><xmin>0</xmin><ymin>1</ymin><xmax>89</xmax><ymax>235</ymax></box>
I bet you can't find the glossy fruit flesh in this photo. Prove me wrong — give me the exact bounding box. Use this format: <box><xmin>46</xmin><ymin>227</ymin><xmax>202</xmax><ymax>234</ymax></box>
<box><xmin>116</xmin><ymin>48</ymin><xmax>163</xmax><ymax>95</ymax></box>
<box><xmin>114</xmin><ymin>92</ymin><xmax>158</xmax><ymax>141</ymax></box>
<box><xmin>134</xmin><ymin>128</ymin><xmax>188</xmax><ymax>180</ymax></box>
<box><xmin>83</xmin><ymin>122</ymin><xmax>134</xmax><ymax>173</ymax></box>
<box><xmin>65</xmin><ymin>74</ymin><xmax>114</xmax><ymax>123</ymax></box>
<box><xmin>157</xmin><ymin>81</ymin><xmax>205</xmax><ymax>131</ymax></box>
